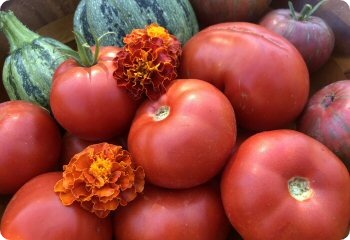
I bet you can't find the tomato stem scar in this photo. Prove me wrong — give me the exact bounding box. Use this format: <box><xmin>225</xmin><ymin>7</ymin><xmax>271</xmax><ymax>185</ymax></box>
<box><xmin>153</xmin><ymin>105</ymin><xmax>170</xmax><ymax>121</ymax></box>
<box><xmin>288</xmin><ymin>176</ymin><xmax>313</xmax><ymax>201</ymax></box>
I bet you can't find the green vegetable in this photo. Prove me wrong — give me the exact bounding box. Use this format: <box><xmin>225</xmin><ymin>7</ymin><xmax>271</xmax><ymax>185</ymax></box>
<box><xmin>73</xmin><ymin>0</ymin><xmax>199</xmax><ymax>47</ymax></box>
<box><xmin>0</xmin><ymin>11</ymin><xmax>72</xmax><ymax>110</ymax></box>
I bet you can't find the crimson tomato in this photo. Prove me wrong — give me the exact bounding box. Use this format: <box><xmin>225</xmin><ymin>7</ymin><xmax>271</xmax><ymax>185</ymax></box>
<box><xmin>59</xmin><ymin>131</ymin><xmax>128</xmax><ymax>166</ymax></box>
<box><xmin>127</xmin><ymin>79</ymin><xmax>237</xmax><ymax>189</ymax></box>
<box><xmin>50</xmin><ymin>46</ymin><xmax>139</xmax><ymax>141</ymax></box>
<box><xmin>180</xmin><ymin>22</ymin><xmax>309</xmax><ymax>132</ymax></box>
<box><xmin>297</xmin><ymin>80</ymin><xmax>350</xmax><ymax>171</ymax></box>
<box><xmin>221</xmin><ymin>129</ymin><xmax>350</xmax><ymax>240</ymax></box>
<box><xmin>113</xmin><ymin>183</ymin><xmax>231</xmax><ymax>240</ymax></box>
<box><xmin>0</xmin><ymin>100</ymin><xmax>61</xmax><ymax>194</ymax></box>
<box><xmin>0</xmin><ymin>172</ymin><xmax>113</xmax><ymax>240</ymax></box>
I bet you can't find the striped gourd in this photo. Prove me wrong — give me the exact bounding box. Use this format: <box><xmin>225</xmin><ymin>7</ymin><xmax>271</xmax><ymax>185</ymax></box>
<box><xmin>0</xmin><ymin>11</ymin><xmax>72</xmax><ymax>110</ymax></box>
<box><xmin>73</xmin><ymin>0</ymin><xmax>199</xmax><ymax>47</ymax></box>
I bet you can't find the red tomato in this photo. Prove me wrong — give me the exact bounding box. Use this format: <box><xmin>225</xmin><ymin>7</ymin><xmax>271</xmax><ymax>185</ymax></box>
<box><xmin>128</xmin><ymin>79</ymin><xmax>237</xmax><ymax>189</ymax></box>
<box><xmin>180</xmin><ymin>22</ymin><xmax>309</xmax><ymax>132</ymax></box>
<box><xmin>59</xmin><ymin>131</ymin><xmax>128</xmax><ymax>166</ymax></box>
<box><xmin>0</xmin><ymin>172</ymin><xmax>113</xmax><ymax>240</ymax></box>
<box><xmin>221</xmin><ymin>129</ymin><xmax>350</xmax><ymax>240</ymax></box>
<box><xmin>0</xmin><ymin>100</ymin><xmax>61</xmax><ymax>194</ymax></box>
<box><xmin>297</xmin><ymin>80</ymin><xmax>350</xmax><ymax>171</ymax></box>
<box><xmin>50</xmin><ymin>46</ymin><xmax>139</xmax><ymax>141</ymax></box>
<box><xmin>113</xmin><ymin>183</ymin><xmax>231</xmax><ymax>240</ymax></box>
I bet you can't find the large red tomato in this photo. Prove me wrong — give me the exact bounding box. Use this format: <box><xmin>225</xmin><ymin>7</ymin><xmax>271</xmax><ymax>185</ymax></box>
<box><xmin>113</xmin><ymin>183</ymin><xmax>231</xmax><ymax>240</ymax></box>
<box><xmin>297</xmin><ymin>80</ymin><xmax>350</xmax><ymax>171</ymax></box>
<box><xmin>128</xmin><ymin>79</ymin><xmax>237</xmax><ymax>189</ymax></box>
<box><xmin>0</xmin><ymin>172</ymin><xmax>113</xmax><ymax>240</ymax></box>
<box><xmin>0</xmin><ymin>100</ymin><xmax>61</xmax><ymax>194</ymax></box>
<box><xmin>221</xmin><ymin>129</ymin><xmax>350</xmax><ymax>240</ymax></box>
<box><xmin>180</xmin><ymin>22</ymin><xmax>310</xmax><ymax>132</ymax></box>
<box><xmin>50</xmin><ymin>46</ymin><xmax>139</xmax><ymax>141</ymax></box>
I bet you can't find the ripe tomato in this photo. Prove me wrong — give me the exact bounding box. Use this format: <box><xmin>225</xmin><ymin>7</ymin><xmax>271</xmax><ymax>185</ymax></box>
<box><xmin>0</xmin><ymin>172</ymin><xmax>113</xmax><ymax>240</ymax></box>
<box><xmin>0</xmin><ymin>100</ymin><xmax>61</xmax><ymax>194</ymax></box>
<box><xmin>189</xmin><ymin>0</ymin><xmax>272</xmax><ymax>28</ymax></box>
<box><xmin>59</xmin><ymin>131</ymin><xmax>128</xmax><ymax>166</ymax></box>
<box><xmin>113</xmin><ymin>183</ymin><xmax>231</xmax><ymax>240</ymax></box>
<box><xmin>180</xmin><ymin>22</ymin><xmax>309</xmax><ymax>131</ymax></box>
<box><xmin>297</xmin><ymin>80</ymin><xmax>350</xmax><ymax>171</ymax></box>
<box><xmin>50</xmin><ymin>46</ymin><xmax>139</xmax><ymax>141</ymax></box>
<box><xmin>128</xmin><ymin>79</ymin><xmax>237</xmax><ymax>189</ymax></box>
<box><xmin>221</xmin><ymin>129</ymin><xmax>350</xmax><ymax>240</ymax></box>
<box><xmin>260</xmin><ymin>2</ymin><xmax>335</xmax><ymax>72</ymax></box>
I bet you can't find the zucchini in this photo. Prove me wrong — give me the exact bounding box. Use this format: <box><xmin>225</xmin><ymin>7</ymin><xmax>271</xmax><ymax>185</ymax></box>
<box><xmin>73</xmin><ymin>0</ymin><xmax>199</xmax><ymax>47</ymax></box>
<box><xmin>0</xmin><ymin>11</ymin><xmax>72</xmax><ymax>110</ymax></box>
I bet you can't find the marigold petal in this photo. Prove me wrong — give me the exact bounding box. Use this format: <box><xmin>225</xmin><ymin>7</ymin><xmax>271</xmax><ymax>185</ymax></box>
<box><xmin>54</xmin><ymin>142</ymin><xmax>145</xmax><ymax>218</ymax></box>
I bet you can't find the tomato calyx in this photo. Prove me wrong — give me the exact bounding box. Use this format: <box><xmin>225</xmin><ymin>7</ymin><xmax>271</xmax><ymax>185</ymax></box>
<box><xmin>288</xmin><ymin>176</ymin><xmax>313</xmax><ymax>201</ymax></box>
<box><xmin>288</xmin><ymin>0</ymin><xmax>327</xmax><ymax>21</ymax></box>
<box><xmin>59</xmin><ymin>31</ymin><xmax>115</xmax><ymax>67</ymax></box>
<box><xmin>153</xmin><ymin>105</ymin><xmax>170</xmax><ymax>121</ymax></box>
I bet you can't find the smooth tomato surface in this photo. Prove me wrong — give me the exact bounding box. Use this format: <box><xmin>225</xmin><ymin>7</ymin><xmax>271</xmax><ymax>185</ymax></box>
<box><xmin>113</xmin><ymin>183</ymin><xmax>231</xmax><ymax>240</ymax></box>
<box><xmin>0</xmin><ymin>100</ymin><xmax>61</xmax><ymax>194</ymax></box>
<box><xmin>180</xmin><ymin>22</ymin><xmax>309</xmax><ymax>131</ymax></box>
<box><xmin>128</xmin><ymin>79</ymin><xmax>237</xmax><ymax>189</ymax></box>
<box><xmin>221</xmin><ymin>129</ymin><xmax>350</xmax><ymax>240</ymax></box>
<box><xmin>50</xmin><ymin>46</ymin><xmax>139</xmax><ymax>141</ymax></box>
<box><xmin>0</xmin><ymin>172</ymin><xmax>113</xmax><ymax>240</ymax></box>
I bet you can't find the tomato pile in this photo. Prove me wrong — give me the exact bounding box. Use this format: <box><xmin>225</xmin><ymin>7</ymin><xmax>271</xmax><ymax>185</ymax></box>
<box><xmin>0</xmin><ymin>1</ymin><xmax>350</xmax><ymax>240</ymax></box>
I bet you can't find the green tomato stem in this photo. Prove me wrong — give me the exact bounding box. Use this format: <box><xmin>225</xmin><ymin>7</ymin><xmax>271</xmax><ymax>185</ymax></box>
<box><xmin>288</xmin><ymin>0</ymin><xmax>327</xmax><ymax>21</ymax></box>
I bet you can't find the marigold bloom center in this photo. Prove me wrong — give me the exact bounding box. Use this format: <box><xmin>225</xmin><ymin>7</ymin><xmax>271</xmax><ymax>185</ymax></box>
<box><xmin>89</xmin><ymin>156</ymin><xmax>112</xmax><ymax>182</ymax></box>
<box><xmin>147</xmin><ymin>25</ymin><xmax>169</xmax><ymax>40</ymax></box>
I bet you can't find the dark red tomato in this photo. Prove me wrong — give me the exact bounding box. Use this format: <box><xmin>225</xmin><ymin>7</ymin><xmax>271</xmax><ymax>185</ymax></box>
<box><xmin>221</xmin><ymin>129</ymin><xmax>350</xmax><ymax>240</ymax></box>
<box><xmin>0</xmin><ymin>100</ymin><xmax>61</xmax><ymax>194</ymax></box>
<box><xmin>180</xmin><ymin>22</ymin><xmax>310</xmax><ymax>132</ymax></box>
<box><xmin>128</xmin><ymin>79</ymin><xmax>237</xmax><ymax>189</ymax></box>
<box><xmin>50</xmin><ymin>46</ymin><xmax>139</xmax><ymax>141</ymax></box>
<box><xmin>260</xmin><ymin>2</ymin><xmax>335</xmax><ymax>72</ymax></box>
<box><xmin>297</xmin><ymin>80</ymin><xmax>350</xmax><ymax>171</ymax></box>
<box><xmin>0</xmin><ymin>172</ymin><xmax>113</xmax><ymax>240</ymax></box>
<box><xmin>113</xmin><ymin>183</ymin><xmax>231</xmax><ymax>240</ymax></box>
<box><xmin>189</xmin><ymin>0</ymin><xmax>272</xmax><ymax>28</ymax></box>
<box><xmin>59</xmin><ymin>131</ymin><xmax>128</xmax><ymax>166</ymax></box>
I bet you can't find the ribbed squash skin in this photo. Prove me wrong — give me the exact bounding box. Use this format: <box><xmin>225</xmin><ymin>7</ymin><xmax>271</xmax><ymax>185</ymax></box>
<box><xmin>3</xmin><ymin>38</ymin><xmax>70</xmax><ymax>110</ymax></box>
<box><xmin>73</xmin><ymin>0</ymin><xmax>199</xmax><ymax>46</ymax></box>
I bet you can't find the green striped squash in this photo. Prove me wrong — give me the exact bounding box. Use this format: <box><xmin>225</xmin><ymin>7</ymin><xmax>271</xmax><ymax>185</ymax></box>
<box><xmin>0</xmin><ymin>11</ymin><xmax>72</xmax><ymax>110</ymax></box>
<box><xmin>73</xmin><ymin>0</ymin><xmax>199</xmax><ymax>47</ymax></box>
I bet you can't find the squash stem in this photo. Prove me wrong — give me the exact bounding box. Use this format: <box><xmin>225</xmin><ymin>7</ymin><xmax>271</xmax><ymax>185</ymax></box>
<box><xmin>0</xmin><ymin>11</ymin><xmax>40</xmax><ymax>53</ymax></box>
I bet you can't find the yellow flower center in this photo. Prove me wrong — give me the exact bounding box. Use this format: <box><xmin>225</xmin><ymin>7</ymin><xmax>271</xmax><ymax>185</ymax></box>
<box><xmin>89</xmin><ymin>156</ymin><xmax>112</xmax><ymax>183</ymax></box>
<box><xmin>147</xmin><ymin>24</ymin><xmax>170</xmax><ymax>40</ymax></box>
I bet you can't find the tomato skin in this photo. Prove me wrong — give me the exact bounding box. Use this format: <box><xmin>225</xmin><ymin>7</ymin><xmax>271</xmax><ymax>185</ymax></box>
<box><xmin>0</xmin><ymin>100</ymin><xmax>61</xmax><ymax>194</ymax></box>
<box><xmin>221</xmin><ymin>129</ymin><xmax>350</xmax><ymax>240</ymax></box>
<box><xmin>0</xmin><ymin>172</ymin><xmax>113</xmax><ymax>240</ymax></box>
<box><xmin>50</xmin><ymin>46</ymin><xmax>139</xmax><ymax>141</ymax></box>
<box><xmin>113</xmin><ymin>183</ymin><xmax>231</xmax><ymax>240</ymax></box>
<box><xmin>189</xmin><ymin>0</ymin><xmax>272</xmax><ymax>28</ymax></box>
<box><xmin>128</xmin><ymin>79</ymin><xmax>237</xmax><ymax>189</ymax></box>
<box><xmin>180</xmin><ymin>22</ymin><xmax>309</xmax><ymax>132</ymax></box>
<box><xmin>260</xmin><ymin>8</ymin><xmax>335</xmax><ymax>72</ymax></box>
<box><xmin>297</xmin><ymin>80</ymin><xmax>350</xmax><ymax>171</ymax></box>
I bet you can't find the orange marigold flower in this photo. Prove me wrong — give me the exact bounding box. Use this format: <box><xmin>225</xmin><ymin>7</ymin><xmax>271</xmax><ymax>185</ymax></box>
<box><xmin>113</xmin><ymin>23</ymin><xmax>182</xmax><ymax>100</ymax></box>
<box><xmin>54</xmin><ymin>143</ymin><xmax>145</xmax><ymax>218</ymax></box>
